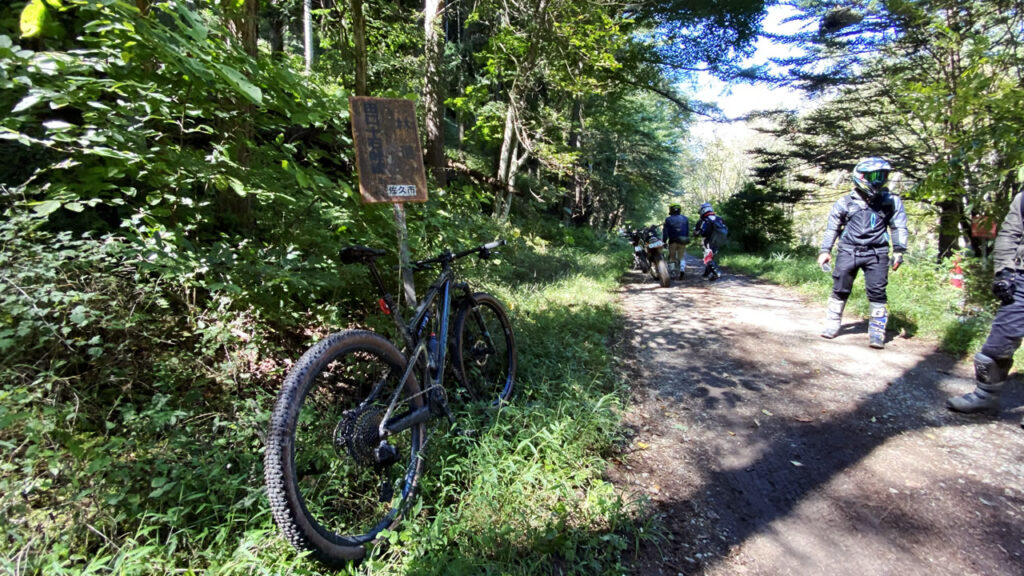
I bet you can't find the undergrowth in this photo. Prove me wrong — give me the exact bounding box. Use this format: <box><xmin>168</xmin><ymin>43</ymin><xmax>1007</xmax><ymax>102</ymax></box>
<box><xmin>0</xmin><ymin>223</ymin><xmax>646</xmax><ymax>575</ymax></box>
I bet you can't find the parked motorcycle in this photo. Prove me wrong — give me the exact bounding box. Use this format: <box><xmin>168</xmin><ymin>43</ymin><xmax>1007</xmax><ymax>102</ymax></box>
<box><xmin>622</xmin><ymin>225</ymin><xmax>671</xmax><ymax>288</ymax></box>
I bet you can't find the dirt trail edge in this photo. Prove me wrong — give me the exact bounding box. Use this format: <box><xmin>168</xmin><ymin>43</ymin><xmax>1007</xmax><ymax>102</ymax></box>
<box><xmin>607</xmin><ymin>260</ymin><xmax>1024</xmax><ymax>576</ymax></box>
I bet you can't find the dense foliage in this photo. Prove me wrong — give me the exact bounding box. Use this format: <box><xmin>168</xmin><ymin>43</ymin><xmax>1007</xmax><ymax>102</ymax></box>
<box><xmin>750</xmin><ymin>0</ymin><xmax>1024</xmax><ymax>259</ymax></box>
<box><xmin>0</xmin><ymin>0</ymin><xmax>771</xmax><ymax>573</ymax></box>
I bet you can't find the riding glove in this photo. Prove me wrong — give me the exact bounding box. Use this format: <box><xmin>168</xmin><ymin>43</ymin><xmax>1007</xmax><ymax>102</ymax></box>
<box><xmin>992</xmin><ymin>268</ymin><xmax>1016</xmax><ymax>305</ymax></box>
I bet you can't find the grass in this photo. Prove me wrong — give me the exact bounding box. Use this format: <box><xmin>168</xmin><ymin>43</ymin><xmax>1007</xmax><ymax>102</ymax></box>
<box><xmin>0</xmin><ymin>236</ymin><xmax>649</xmax><ymax>576</ymax></box>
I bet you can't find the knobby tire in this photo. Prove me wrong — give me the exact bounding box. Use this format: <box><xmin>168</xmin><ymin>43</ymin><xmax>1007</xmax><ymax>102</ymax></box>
<box><xmin>655</xmin><ymin>257</ymin><xmax>671</xmax><ymax>287</ymax></box>
<box><xmin>264</xmin><ymin>330</ymin><xmax>425</xmax><ymax>567</ymax></box>
<box><xmin>453</xmin><ymin>293</ymin><xmax>517</xmax><ymax>404</ymax></box>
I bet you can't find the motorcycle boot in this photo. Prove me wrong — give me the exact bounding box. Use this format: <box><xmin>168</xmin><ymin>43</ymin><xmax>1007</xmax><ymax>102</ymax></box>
<box><xmin>868</xmin><ymin>302</ymin><xmax>887</xmax><ymax>349</ymax></box>
<box><xmin>820</xmin><ymin>297</ymin><xmax>845</xmax><ymax>339</ymax></box>
<box><xmin>947</xmin><ymin>353</ymin><xmax>1011</xmax><ymax>415</ymax></box>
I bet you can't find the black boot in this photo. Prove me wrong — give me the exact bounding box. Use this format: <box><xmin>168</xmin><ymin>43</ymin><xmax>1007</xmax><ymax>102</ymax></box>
<box><xmin>947</xmin><ymin>353</ymin><xmax>1010</xmax><ymax>415</ymax></box>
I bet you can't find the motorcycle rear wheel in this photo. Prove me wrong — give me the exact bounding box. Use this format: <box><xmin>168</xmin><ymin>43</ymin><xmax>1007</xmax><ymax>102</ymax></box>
<box><xmin>655</xmin><ymin>257</ymin><xmax>671</xmax><ymax>287</ymax></box>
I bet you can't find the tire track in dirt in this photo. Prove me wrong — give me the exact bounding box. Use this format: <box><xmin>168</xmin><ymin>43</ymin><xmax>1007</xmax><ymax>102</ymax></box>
<box><xmin>608</xmin><ymin>258</ymin><xmax>1024</xmax><ymax>576</ymax></box>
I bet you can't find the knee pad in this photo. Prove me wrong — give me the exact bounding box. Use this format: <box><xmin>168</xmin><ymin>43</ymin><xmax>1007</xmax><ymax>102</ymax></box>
<box><xmin>974</xmin><ymin>352</ymin><xmax>1012</xmax><ymax>384</ymax></box>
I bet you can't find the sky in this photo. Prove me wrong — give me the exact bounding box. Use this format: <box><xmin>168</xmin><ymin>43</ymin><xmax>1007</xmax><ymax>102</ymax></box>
<box><xmin>689</xmin><ymin>4</ymin><xmax>811</xmax><ymax>140</ymax></box>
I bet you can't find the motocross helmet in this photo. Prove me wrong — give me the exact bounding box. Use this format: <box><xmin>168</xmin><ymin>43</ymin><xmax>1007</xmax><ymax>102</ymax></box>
<box><xmin>699</xmin><ymin>203</ymin><xmax>714</xmax><ymax>217</ymax></box>
<box><xmin>669</xmin><ymin>203</ymin><xmax>682</xmax><ymax>215</ymax></box>
<box><xmin>852</xmin><ymin>157</ymin><xmax>891</xmax><ymax>197</ymax></box>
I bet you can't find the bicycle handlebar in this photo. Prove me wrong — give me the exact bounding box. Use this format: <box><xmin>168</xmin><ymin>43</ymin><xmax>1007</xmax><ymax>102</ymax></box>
<box><xmin>412</xmin><ymin>239</ymin><xmax>506</xmax><ymax>269</ymax></box>
<box><xmin>341</xmin><ymin>240</ymin><xmax>506</xmax><ymax>270</ymax></box>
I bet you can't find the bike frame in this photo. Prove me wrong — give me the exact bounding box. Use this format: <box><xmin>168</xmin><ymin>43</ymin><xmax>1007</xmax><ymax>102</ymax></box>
<box><xmin>359</xmin><ymin>244</ymin><xmax>497</xmax><ymax>439</ymax></box>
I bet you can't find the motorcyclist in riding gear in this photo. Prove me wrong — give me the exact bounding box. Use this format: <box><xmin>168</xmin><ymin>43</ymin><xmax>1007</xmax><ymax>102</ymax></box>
<box><xmin>817</xmin><ymin>157</ymin><xmax>909</xmax><ymax>348</ymax></box>
<box><xmin>663</xmin><ymin>203</ymin><xmax>690</xmax><ymax>279</ymax></box>
<box><xmin>695</xmin><ymin>203</ymin><xmax>727</xmax><ymax>281</ymax></box>
<box><xmin>947</xmin><ymin>191</ymin><xmax>1024</xmax><ymax>428</ymax></box>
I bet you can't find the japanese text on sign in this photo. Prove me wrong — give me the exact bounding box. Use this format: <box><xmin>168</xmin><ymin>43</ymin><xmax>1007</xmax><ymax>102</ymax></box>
<box><xmin>349</xmin><ymin>97</ymin><xmax>428</xmax><ymax>204</ymax></box>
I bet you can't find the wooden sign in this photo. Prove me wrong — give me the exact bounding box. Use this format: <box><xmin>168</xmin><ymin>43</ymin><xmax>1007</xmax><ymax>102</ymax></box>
<box><xmin>349</xmin><ymin>97</ymin><xmax>428</xmax><ymax>203</ymax></box>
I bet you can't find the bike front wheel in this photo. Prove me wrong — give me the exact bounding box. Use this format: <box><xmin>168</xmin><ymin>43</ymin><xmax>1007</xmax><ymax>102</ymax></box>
<box><xmin>453</xmin><ymin>293</ymin><xmax>517</xmax><ymax>404</ymax></box>
<box><xmin>264</xmin><ymin>330</ymin><xmax>425</xmax><ymax>567</ymax></box>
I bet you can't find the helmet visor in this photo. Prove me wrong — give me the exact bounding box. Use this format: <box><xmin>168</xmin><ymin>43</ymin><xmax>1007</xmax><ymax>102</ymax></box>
<box><xmin>864</xmin><ymin>169</ymin><xmax>889</xmax><ymax>185</ymax></box>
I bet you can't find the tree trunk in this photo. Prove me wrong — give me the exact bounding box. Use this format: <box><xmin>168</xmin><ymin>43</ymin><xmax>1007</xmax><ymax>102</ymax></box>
<box><xmin>351</xmin><ymin>0</ymin><xmax>367</xmax><ymax>95</ymax></box>
<box><xmin>217</xmin><ymin>0</ymin><xmax>259</xmax><ymax>229</ymax></box>
<box><xmin>565</xmin><ymin>98</ymin><xmax>584</xmax><ymax>224</ymax></box>
<box><xmin>267</xmin><ymin>0</ymin><xmax>286</xmax><ymax>55</ymax></box>
<box><xmin>493</xmin><ymin>103</ymin><xmax>517</xmax><ymax>218</ymax></box>
<box><xmin>303</xmin><ymin>0</ymin><xmax>314</xmax><ymax>72</ymax></box>
<box><xmin>241</xmin><ymin>0</ymin><xmax>258</xmax><ymax>58</ymax></box>
<box><xmin>937</xmin><ymin>199</ymin><xmax>961</xmax><ymax>259</ymax></box>
<box><xmin>423</xmin><ymin>0</ymin><xmax>447</xmax><ymax>186</ymax></box>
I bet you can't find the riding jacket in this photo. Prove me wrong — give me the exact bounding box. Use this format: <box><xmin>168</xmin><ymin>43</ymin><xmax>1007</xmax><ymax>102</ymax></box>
<box><xmin>994</xmin><ymin>192</ymin><xmax>1024</xmax><ymax>273</ymax></box>
<box><xmin>820</xmin><ymin>189</ymin><xmax>908</xmax><ymax>255</ymax></box>
<box><xmin>663</xmin><ymin>214</ymin><xmax>690</xmax><ymax>244</ymax></box>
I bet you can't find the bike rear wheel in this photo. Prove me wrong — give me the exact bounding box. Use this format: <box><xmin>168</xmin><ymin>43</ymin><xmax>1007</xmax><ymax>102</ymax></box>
<box><xmin>453</xmin><ymin>293</ymin><xmax>516</xmax><ymax>404</ymax></box>
<box><xmin>655</xmin><ymin>257</ymin><xmax>671</xmax><ymax>287</ymax></box>
<box><xmin>264</xmin><ymin>330</ymin><xmax>425</xmax><ymax>567</ymax></box>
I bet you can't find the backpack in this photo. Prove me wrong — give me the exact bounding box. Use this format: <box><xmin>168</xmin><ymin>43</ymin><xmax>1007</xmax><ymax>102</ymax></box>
<box><xmin>712</xmin><ymin>215</ymin><xmax>728</xmax><ymax>237</ymax></box>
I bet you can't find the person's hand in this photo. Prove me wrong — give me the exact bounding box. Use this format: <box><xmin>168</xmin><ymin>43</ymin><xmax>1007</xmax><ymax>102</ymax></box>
<box><xmin>890</xmin><ymin>252</ymin><xmax>904</xmax><ymax>271</ymax></box>
<box><xmin>992</xmin><ymin>269</ymin><xmax>1016</xmax><ymax>305</ymax></box>
<box><xmin>817</xmin><ymin>253</ymin><xmax>831</xmax><ymax>266</ymax></box>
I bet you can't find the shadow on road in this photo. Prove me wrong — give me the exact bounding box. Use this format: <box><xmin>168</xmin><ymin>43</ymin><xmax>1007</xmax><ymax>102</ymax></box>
<box><xmin>613</xmin><ymin>265</ymin><xmax>1024</xmax><ymax>576</ymax></box>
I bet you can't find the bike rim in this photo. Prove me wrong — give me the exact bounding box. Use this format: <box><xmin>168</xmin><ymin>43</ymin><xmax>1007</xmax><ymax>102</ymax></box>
<box><xmin>463</xmin><ymin>302</ymin><xmax>514</xmax><ymax>403</ymax></box>
<box><xmin>291</xmin><ymin>346</ymin><xmax>422</xmax><ymax>545</ymax></box>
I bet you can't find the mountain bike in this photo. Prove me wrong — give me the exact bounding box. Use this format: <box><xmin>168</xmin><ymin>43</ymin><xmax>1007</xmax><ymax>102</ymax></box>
<box><xmin>264</xmin><ymin>240</ymin><xmax>517</xmax><ymax>567</ymax></box>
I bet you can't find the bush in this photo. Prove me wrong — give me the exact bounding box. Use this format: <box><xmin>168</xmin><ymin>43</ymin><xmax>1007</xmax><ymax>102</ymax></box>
<box><xmin>718</xmin><ymin>183</ymin><xmax>795</xmax><ymax>253</ymax></box>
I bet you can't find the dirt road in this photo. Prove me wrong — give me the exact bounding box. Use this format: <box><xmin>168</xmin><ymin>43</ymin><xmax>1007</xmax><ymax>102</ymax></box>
<box><xmin>608</xmin><ymin>259</ymin><xmax>1024</xmax><ymax>576</ymax></box>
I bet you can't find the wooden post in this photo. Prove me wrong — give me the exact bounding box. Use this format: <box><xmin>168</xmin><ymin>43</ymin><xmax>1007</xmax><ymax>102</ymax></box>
<box><xmin>392</xmin><ymin>205</ymin><xmax>417</xmax><ymax>306</ymax></box>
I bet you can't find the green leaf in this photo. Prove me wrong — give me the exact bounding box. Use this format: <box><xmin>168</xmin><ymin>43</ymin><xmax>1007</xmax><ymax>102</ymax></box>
<box><xmin>70</xmin><ymin>305</ymin><xmax>88</xmax><ymax>326</ymax></box>
<box><xmin>227</xmin><ymin>177</ymin><xmax>246</xmax><ymax>196</ymax></box>
<box><xmin>31</xmin><ymin>200</ymin><xmax>61</xmax><ymax>215</ymax></box>
<box><xmin>212</xmin><ymin>63</ymin><xmax>263</xmax><ymax>106</ymax></box>
<box><xmin>42</xmin><ymin>120</ymin><xmax>73</xmax><ymax>131</ymax></box>
<box><xmin>12</xmin><ymin>93</ymin><xmax>39</xmax><ymax>113</ymax></box>
<box><xmin>20</xmin><ymin>0</ymin><xmax>48</xmax><ymax>39</ymax></box>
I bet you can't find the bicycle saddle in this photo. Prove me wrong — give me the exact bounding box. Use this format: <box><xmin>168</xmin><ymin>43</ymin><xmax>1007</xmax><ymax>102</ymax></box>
<box><xmin>339</xmin><ymin>245</ymin><xmax>386</xmax><ymax>264</ymax></box>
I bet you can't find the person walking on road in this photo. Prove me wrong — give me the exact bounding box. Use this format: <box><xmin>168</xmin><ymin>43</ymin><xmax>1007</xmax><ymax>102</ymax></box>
<box><xmin>695</xmin><ymin>202</ymin><xmax>727</xmax><ymax>281</ymax></box>
<box><xmin>948</xmin><ymin>192</ymin><xmax>1024</xmax><ymax>428</ymax></box>
<box><xmin>817</xmin><ymin>157</ymin><xmax>909</xmax><ymax>348</ymax></box>
<box><xmin>663</xmin><ymin>203</ymin><xmax>690</xmax><ymax>279</ymax></box>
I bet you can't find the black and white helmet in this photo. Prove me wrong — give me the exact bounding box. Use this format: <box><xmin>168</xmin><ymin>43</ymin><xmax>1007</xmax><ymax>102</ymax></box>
<box><xmin>852</xmin><ymin>157</ymin><xmax>891</xmax><ymax>197</ymax></box>
<box><xmin>699</xmin><ymin>203</ymin><xmax>714</xmax><ymax>217</ymax></box>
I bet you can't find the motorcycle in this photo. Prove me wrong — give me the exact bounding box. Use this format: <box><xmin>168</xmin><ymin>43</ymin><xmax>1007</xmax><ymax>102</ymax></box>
<box><xmin>622</xmin><ymin>225</ymin><xmax>671</xmax><ymax>288</ymax></box>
